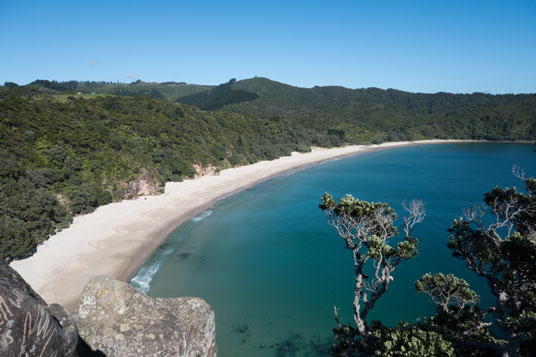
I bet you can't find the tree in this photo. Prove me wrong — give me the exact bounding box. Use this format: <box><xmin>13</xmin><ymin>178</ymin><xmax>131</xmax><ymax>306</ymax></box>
<box><xmin>321</xmin><ymin>169</ymin><xmax>536</xmax><ymax>356</ymax></box>
<box><xmin>417</xmin><ymin>169</ymin><xmax>536</xmax><ymax>356</ymax></box>
<box><xmin>319</xmin><ymin>194</ymin><xmax>425</xmax><ymax>355</ymax></box>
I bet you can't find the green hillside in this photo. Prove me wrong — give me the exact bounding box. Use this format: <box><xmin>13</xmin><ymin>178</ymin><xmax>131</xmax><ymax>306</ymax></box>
<box><xmin>94</xmin><ymin>81</ymin><xmax>213</xmax><ymax>101</ymax></box>
<box><xmin>177</xmin><ymin>78</ymin><xmax>259</xmax><ymax>110</ymax></box>
<box><xmin>225</xmin><ymin>77</ymin><xmax>536</xmax><ymax>143</ymax></box>
<box><xmin>0</xmin><ymin>86</ymin><xmax>311</xmax><ymax>261</ymax></box>
<box><xmin>1</xmin><ymin>78</ymin><xmax>535</xmax><ymax>262</ymax></box>
<box><xmin>27</xmin><ymin>79</ymin><xmax>213</xmax><ymax>101</ymax></box>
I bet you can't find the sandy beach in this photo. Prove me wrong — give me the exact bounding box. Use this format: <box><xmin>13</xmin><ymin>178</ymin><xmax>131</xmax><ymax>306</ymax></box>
<box><xmin>10</xmin><ymin>139</ymin><xmax>465</xmax><ymax>311</ymax></box>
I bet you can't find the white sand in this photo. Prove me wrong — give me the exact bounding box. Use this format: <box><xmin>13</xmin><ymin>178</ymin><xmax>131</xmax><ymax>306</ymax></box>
<box><xmin>10</xmin><ymin>140</ymin><xmax>463</xmax><ymax>310</ymax></box>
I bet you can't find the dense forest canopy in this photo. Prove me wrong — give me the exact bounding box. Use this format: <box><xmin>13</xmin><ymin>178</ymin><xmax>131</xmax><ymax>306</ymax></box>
<box><xmin>176</xmin><ymin>78</ymin><xmax>259</xmax><ymax>110</ymax></box>
<box><xmin>226</xmin><ymin>77</ymin><xmax>536</xmax><ymax>142</ymax></box>
<box><xmin>0</xmin><ymin>78</ymin><xmax>534</xmax><ymax>261</ymax></box>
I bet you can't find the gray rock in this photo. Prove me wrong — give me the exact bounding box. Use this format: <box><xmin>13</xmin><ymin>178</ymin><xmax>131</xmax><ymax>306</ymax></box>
<box><xmin>0</xmin><ymin>260</ymin><xmax>79</xmax><ymax>356</ymax></box>
<box><xmin>73</xmin><ymin>276</ymin><xmax>216</xmax><ymax>357</ymax></box>
<box><xmin>157</xmin><ymin>297</ymin><xmax>217</xmax><ymax>357</ymax></box>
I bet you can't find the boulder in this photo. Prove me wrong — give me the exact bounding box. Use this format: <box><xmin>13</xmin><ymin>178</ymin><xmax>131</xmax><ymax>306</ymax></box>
<box><xmin>0</xmin><ymin>260</ymin><xmax>80</xmax><ymax>356</ymax></box>
<box><xmin>73</xmin><ymin>276</ymin><xmax>216</xmax><ymax>357</ymax></box>
<box><xmin>156</xmin><ymin>297</ymin><xmax>217</xmax><ymax>357</ymax></box>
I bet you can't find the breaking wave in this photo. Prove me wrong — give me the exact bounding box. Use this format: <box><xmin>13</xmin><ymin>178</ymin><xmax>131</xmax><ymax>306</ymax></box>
<box><xmin>130</xmin><ymin>261</ymin><xmax>162</xmax><ymax>294</ymax></box>
<box><xmin>191</xmin><ymin>210</ymin><xmax>213</xmax><ymax>222</ymax></box>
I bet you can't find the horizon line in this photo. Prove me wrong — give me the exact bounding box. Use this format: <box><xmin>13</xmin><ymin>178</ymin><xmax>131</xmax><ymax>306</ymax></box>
<box><xmin>4</xmin><ymin>76</ymin><xmax>535</xmax><ymax>96</ymax></box>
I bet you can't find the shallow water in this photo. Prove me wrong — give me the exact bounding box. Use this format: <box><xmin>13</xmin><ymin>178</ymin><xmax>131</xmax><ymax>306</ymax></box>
<box><xmin>131</xmin><ymin>143</ymin><xmax>535</xmax><ymax>356</ymax></box>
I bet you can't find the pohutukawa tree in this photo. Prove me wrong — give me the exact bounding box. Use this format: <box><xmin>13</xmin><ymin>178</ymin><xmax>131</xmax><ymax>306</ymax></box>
<box><xmin>320</xmin><ymin>167</ymin><xmax>536</xmax><ymax>357</ymax></box>
<box><xmin>416</xmin><ymin>168</ymin><xmax>536</xmax><ymax>356</ymax></box>
<box><xmin>319</xmin><ymin>194</ymin><xmax>427</xmax><ymax>354</ymax></box>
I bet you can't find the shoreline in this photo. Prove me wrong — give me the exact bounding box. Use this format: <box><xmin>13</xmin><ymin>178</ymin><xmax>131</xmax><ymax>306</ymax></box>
<box><xmin>8</xmin><ymin>139</ymin><xmax>522</xmax><ymax>311</ymax></box>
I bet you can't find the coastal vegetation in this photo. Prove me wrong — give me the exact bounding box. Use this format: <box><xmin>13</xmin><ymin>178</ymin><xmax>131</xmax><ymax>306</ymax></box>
<box><xmin>227</xmin><ymin>77</ymin><xmax>536</xmax><ymax>143</ymax></box>
<box><xmin>0</xmin><ymin>86</ymin><xmax>309</xmax><ymax>261</ymax></box>
<box><xmin>1</xmin><ymin>78</ymin><xmax>535</xmax><ymax>264</ymax></box>
<box><xmin>321</xmin><ymin>171</ymin><xmax>536</xmax><ymax>356</ymax></box>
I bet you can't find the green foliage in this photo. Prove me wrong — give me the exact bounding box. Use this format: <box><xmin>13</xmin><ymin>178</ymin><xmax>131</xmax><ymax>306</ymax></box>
<box><xmin>415</xmin><ymin>273</ymin><xmax>479</xmax><ymax>312</ymax></box>
<box><xmin>396</xmin><ymin>238</ymin><xmax>419</xmax><ymax>260</ymax></box>
<box><xmin>27</xmin><ymin>77</ymin><xmax>536</xmax><ymax>144</ymax></box>
<box><xmin>320</xmin><ymin>193</ymin><xmax>425</xmax><ymax>354</ymax></box>
<box><xmin>177</xmin><ymin>79</ymin><xmax>259</xmax><ymax>110</ymax></box>
<box><xmin>70</xmin><ymin>183</ymin><xmax>112</xmax><ymax>215</ymax></box>
<box><xmin>3</xmin><ymin>76</ymin><xmax>535</xmax><ymax>278</ymax></box>
<box><xmin>332</xmin><ymin>321</ymin><xmax>455</xmax><ymax>356</ymax></box>
<box><xmin>30</xmin><ymin>79</ymin><xmax>78</xmax><ymax>91</ymax></box>
<box><xmin>320</xmin><ymin>193</ymin><xmax>399</xmax><ymax>238</ymax></box>
<box><xmin>413</xmin><ymin>178</ymin><xmax>536</xmax><ymax>356</ymax></box>
<box><xmin>506</xmin><ymin>310</ymin><xmax>536</xmax><ymax>354</ymax></box>
<box><xmin>3</xmin><ymin>82</ymin><xmax>19</xmax><ymax>89</ymax></box>
<box><xmin>367</xmin><ymin>235</ymin><xmax>396</xmax><ymax>260</ymax></box>
<box><xmin>0</xmin><ymin>86</ymin><xmax>312</xmax><ymax>261</ymax></box>
<box><xmin>441</xmin><ymin>176</ymin><xmax>536</xmax><ymax>355</ymax></box>
<box><xmin>412</xmin><ymin>307</ymin><xmax>496</xmax><ymax>357</ymax></box>
<box><xmin>26</xmin><ymin>79</ymin><xmax>214</xmax><ymax>101</ymax></box>
<box><xmin>20</xmin><ymin>77</ymin><xmax>536</xmax><ymax>145</ymax></box>
<box><xmin>370</xmin><ymin>322</ymin><xmax>455</xmax><ymax>357</ymax></box>
<box><xmin>319</xmin><ymin>194</ymin><xmax>420</xmax><ymax>259</ymax></box>
<box><xmin>226</xmin><ymin>77</ymin><xmax>536</xmax><ymax>143</ymax></box>
<box><xmin>448</xmin><ymin>182</ymin><xmax>536</xmax><ymax>312</ymax></box>
<box><xmin>326</xmin><ymin>176</ymin><xmax>536</xmax><ymax>356</ymax></box>
<box><xmin>0</xmin><ymin>151</ymin><xmax>71</xmax><ymax>261</ymax></box>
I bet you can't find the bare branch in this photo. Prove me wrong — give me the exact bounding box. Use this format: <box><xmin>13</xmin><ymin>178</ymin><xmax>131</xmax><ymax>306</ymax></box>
<box><xmin>402</xmin><ymin>199</ymin><xmax>425</xmax><ymax>237</ymax></box>
<box><xmin>512</xmin><ymin>165</ymin><xmax>526</xmax><ymax>181</ymax></box>
<box><xmin>486</xmin><ymin>195</ymin><xmax>526</xmax><ymax>240</ymax></box>
<box><xmin>462</xmin><ymin>204</ymin><xmax>487</xmax><ymax>226</ymax></box>
<box><xmin>321</xmin><ymin>194</ymin><xmax>425</xmax><ymax>340</ymax></box>
<box><xmin>334</xmin><ymin>305</ymin><xmax>343</xmax><ymax>328</ymax></box>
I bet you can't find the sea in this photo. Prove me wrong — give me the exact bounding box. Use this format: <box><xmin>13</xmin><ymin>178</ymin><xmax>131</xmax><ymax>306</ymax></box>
<box><xmin>130</xmin><ymin>142</ymin><xmax>535</xmax><ymax>356</ymax></box>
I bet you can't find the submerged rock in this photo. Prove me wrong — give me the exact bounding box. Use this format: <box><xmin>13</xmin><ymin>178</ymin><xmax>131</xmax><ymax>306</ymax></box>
<box><xmin>0</xmin><ymin>260</ymin><xmax>80</xmax><ymax>356</ymax></box>
<box><xmin>73</xmin><ymin>276</ymin><xmax>217</xmax><ymax>357</ymax></box>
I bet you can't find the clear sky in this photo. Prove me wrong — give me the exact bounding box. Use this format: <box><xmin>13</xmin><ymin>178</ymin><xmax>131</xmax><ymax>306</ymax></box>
<box><xmin>1</xmin><ymin>0</ymin><xmax>535</xmax><ymax>93</ymax></box>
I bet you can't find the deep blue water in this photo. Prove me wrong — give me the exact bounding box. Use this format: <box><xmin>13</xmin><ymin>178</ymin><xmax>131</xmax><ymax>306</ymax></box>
<box><xmin>130</xmin><ymin>143</ymin><xmax>535</xmax><ymax>356</ymax></box>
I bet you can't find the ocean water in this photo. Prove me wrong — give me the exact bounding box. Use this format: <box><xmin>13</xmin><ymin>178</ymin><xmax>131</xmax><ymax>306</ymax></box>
<box><xmin>130</xmin><ymin>143</ymin><xmax>535</xmax><ymax>356</ymax></box>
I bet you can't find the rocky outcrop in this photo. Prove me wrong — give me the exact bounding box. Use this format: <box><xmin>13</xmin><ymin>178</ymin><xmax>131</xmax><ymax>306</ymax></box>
<box><xmin>1</xmin><ymin>261</ymin><xmax>215</xmax><ymax>356</ymax></box>
<box><xmin>156</xmin><ymin>297</ymin><xmax>217</xmax><ymax>357</ymax></box>
<box><xmin>73</xmin><ymin>276</ymin><xmax>217</xmax><ymax>357</ymax></box>
<box><xmin>192</xmin><ymin>164</ymin><xmax>219</xmax><ymax>178</ymax></box>
<box><xmin>0</xmin><ymin>261</ymin><xmax>81</xmax><ymax>356</ymax></box>
<box><xmin>118</xmin><ymin>168</ymin><xmax>161</xmax><ymax>199</ymax></box>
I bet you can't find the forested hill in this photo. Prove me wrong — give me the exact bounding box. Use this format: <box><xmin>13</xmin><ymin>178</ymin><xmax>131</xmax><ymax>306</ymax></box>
<box><xmin>1</xmin><ymin>79</ymin><xmax>535</xmax><ymax>262</ymax></box>
<box><xmin>21</xmin><ymin>79</ymin><xmax>213</xmax><ymax>102</ymax></box>
<box><xmin>224</xmin><ymin>77</ymin><xmax>536</xmax><ymax>142</ymax></box>
<box><xmin>0</xmin><ymin>86</ymin><xmax>311</xmax><ymax>261</ymax></box>
<box><xmin>17</xmin><ymin>77</ymin><xmax>536</xmax><ymax>144</ymax></box>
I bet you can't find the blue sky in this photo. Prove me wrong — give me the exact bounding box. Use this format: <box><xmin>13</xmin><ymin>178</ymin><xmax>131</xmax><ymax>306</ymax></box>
<box><xmin>0</xmin><ymin>0</ymin><xmax>535</xmax><ymax>93</ymax></box>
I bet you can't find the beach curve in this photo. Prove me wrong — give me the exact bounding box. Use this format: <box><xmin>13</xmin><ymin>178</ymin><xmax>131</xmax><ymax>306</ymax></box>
<box><xmin>10</xmin><ymin>140</ymin><xmax>465</xmax><ymax>311</ymax></box>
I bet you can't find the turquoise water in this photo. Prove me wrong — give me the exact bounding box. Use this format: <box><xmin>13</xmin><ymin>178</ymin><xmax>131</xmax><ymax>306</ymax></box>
<box><xmin>131</xmin><ymin>143</ymin><xmax>535</xmax><ymax>356</ymax></box>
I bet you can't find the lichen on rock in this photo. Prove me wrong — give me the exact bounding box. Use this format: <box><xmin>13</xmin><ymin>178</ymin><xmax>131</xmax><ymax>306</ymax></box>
<box><xmin>73</xmin><ymin>276</ymin><xmax>216</xmax><ymax>357</ymax></box>
<box><xmin>156</xmin><ymin>297</ymin><xmax>217</xmax><ymax>357</ymax></box>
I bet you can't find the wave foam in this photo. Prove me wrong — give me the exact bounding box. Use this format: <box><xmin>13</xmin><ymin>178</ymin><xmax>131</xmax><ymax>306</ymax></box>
<box><xmin>130</xmin><ymin>261</ymin><xmax>162</xmax><ymax>294</ymax></box>
<box><xmin>191</xmin><ymin>210</ymin><xmax>213</xmax><ymax>222</ymax></box>
<box><xmin>162</xmin><ymin>248</ymin><xmax>174</xmax><ymax>255</ymax></box>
